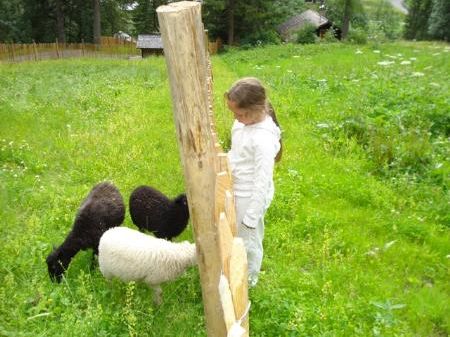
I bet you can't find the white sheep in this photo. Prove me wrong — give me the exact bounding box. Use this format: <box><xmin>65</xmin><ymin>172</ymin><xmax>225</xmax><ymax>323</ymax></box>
<box><xmin>98</xmin><ymin>226</ymin><xmax>197</xmax><ymax>304</ymax></box>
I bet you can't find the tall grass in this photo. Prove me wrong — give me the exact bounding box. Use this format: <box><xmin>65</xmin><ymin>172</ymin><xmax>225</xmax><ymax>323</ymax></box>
<box><xmin>1</xmin><ymin>42</ymin><xmax>449</xmax><ymax>336</ymax></box>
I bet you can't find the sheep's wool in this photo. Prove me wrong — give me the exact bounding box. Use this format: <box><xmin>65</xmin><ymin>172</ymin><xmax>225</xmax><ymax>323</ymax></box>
<box><xmin>99</xmin><ymin>227</ymin><xmax>196</xmax><ymax>286</ymax></box>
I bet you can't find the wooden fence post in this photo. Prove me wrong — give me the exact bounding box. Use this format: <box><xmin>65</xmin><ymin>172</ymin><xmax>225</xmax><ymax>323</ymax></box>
<box><xmin>157</xmin><ymin>2</ymin><xmax>226</xmax><ymax>336</ymax></box>
<box><xmin>55</xmin><ymin>38</ymin><xmax>60</xmax><ymax>59</ymax></box>
<box><xmin>32</xmin><ymin>40</ymin><xmax>38</xmax><ymax>61</ymax></box>
<box><xmin>157</xmin><ymin>2</ymin><xmax>250</xmax><ymax>337</ymax></box>
<box><xmin>10</xmin><ymin>43</ymin><xmax>16</xmax><ymax>62</ymax></box>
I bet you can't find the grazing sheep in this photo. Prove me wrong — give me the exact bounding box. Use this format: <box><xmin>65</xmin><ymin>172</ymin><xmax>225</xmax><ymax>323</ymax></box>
<box><xmin>46</xmin><ymin>182</ymin><xmax>125</xmax><ymax>282</ymax></box>
<box><xmin>129</xmin><ymin>185</ymin><xmax>189</xmax><ymax>240</ymax></box>
<box><xmin>98</xmin><ymin>226</ymin><xmax>197</xmax><ymax>305</ymax></box>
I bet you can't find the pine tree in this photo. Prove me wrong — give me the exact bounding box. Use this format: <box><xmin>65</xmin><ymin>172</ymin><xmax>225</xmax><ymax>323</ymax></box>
<box><xmin>403</xmin><ymin>0</ymin><xmax>433</xmax><ymax>40</ymax></box>
<box><xmin>93</xmin><ymin>0</ymin><xmax>101</xmax><ymax>44</ymax></box>
<box><xmin>132</xmin><ymin>0</ymin><xmax>167</xmax><ymax>35</ymax></box>
<box><xmin>0</xmin><ymin>0</ymin><xmax>30</xmax><ymax>42</ymax></box>
<box><xmin>203</xmin><ymin>0</ymin><xmax>304</xmax><ymax>45</ymax></box>
<box><xmin>428</xmin><ymin>0</ymin><xmax>450</xmax><ymax>40</ymax></box>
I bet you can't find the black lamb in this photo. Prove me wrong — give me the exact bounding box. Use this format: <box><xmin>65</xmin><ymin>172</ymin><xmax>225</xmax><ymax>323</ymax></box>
<box><xmin>129</xmin><ymin>185</ymin><xmax>189</xmax><ymax>240</ymax></box>
<box><xmin>46</xmin><ymin>182</ymin><xmax>125</xmax><ymax>282</ymax></box>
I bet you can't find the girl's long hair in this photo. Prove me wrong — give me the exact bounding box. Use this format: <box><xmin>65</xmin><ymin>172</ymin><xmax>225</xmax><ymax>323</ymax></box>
<box><xmin>267</xmin><ymin>102</ymin><xmax>282</xmax><ymax>163</ymax></box>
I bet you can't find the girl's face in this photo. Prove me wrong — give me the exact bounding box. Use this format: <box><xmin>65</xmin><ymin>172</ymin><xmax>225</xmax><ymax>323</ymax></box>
<box><xmin>227</xmin><ymin>99</ymin><xmax>264</xmax><ymax>125</ymax></box>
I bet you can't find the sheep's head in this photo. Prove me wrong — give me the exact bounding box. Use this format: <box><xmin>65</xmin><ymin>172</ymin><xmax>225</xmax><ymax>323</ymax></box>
<box><xmin>174</xmin><ymin>194</ymin><xmax>189</xmax><ymax>217</ymax></box>
<box><xmin>46</xmin><ymin>247</ymin><xmax>68</xmax><ymax>283</ymax></box>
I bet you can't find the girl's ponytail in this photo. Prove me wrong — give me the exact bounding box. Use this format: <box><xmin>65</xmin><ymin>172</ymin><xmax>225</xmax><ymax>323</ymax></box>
<box><xmin>267</xmin><ymin>102</ymin><xmax>282</xmax><ymax>163</ymax></box>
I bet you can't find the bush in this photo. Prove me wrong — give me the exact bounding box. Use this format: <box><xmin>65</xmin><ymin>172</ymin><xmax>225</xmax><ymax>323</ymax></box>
<box><xmin>296</xmin><ymin>24</ymin><xmax>317</xmax><ymax>44</ymax></box>
<box><xmin>239</xmin><ymin>29</ymin><xmax>282</xmax><ymax>46</ymax></box>
<box><xmin>346</xmin><ymin>27</ymin><xmax>368</xmax><ymax>44</ymax></box>
<box><xmin>320</xmin><ymin>30</ymin><xmax>339</xmax><ymax>43</ymax></box>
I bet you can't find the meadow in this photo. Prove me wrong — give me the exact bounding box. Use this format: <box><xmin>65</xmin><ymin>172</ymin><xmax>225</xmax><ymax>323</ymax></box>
<box><xmin>0</xmin><ymin>41</ymin><xmax>449</xmax><ymax>336</ymax></box>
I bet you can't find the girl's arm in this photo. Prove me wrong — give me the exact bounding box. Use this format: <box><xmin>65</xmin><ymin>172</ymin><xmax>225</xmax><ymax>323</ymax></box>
<box><xmin>241</xmin><ymin>136</ymin><xmax>277</xmax><ymax>228</ymax></box>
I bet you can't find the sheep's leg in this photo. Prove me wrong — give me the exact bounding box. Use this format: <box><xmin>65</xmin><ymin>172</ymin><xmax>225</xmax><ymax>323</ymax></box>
<box><xmin>90</xmin><ymin>251</ymin><xmax>98</xmax><ymax>269</ymax></box>
<box><xmin>152</xmin><ymin>285</ymin><xmax>162</xmax><ymax>306</ymax></box>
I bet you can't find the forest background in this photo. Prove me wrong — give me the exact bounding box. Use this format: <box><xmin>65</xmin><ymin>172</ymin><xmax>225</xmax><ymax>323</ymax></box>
<box><xmin>0</xmin><ymin>0</ymin><xmax>449</xmax><ymax>46</ymax></box>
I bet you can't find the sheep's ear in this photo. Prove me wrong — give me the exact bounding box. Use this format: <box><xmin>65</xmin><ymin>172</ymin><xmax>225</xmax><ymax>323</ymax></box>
<box><xmin>174</xmin><ymin>194</ymin><xmax>186</xmax><ymax>204</ymax></box>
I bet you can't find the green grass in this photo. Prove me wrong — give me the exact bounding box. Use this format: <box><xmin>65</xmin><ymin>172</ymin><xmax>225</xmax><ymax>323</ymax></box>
<box><xmin>1</xmin><ymin>41</ymin><xmax>449</xmax><ymax>336</ymax></box>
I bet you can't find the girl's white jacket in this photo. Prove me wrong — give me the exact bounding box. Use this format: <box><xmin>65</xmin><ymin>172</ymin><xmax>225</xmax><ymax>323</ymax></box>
<box><xmin>227</xmin><ymin>115</ymin><xmax>281</xmax><ymax>228</ymax></box>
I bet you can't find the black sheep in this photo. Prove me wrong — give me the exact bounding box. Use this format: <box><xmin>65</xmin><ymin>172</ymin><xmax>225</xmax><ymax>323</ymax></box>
<box><xmin>46</xmin><ymin>182</ymin><xmax>125</xmax><ymax>282</ymax></box>
<box><xmin>129</xmin><ymin>185</ymin><xmax>189</xmax><ymax>240</ymax></box>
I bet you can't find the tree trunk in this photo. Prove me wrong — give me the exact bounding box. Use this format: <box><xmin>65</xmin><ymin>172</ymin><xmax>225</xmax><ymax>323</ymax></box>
<box><xmin>93</xmin><ymin>0</ymin><xmax>101</xmax><ymax>45</ymax></box>
<box><xmin>55</xmin><ymin>0</ymin><xmax>65</xmax><ymax>43</ymax></box>
<box><xmin>341</xmin><ymin>0</ymin><xmax>351</xmax><ymax>39</ymax></box>
<box><xmin>227</xmin><ymin>0</ymin><xmax>235</xmax><ymax>45</ymax></box>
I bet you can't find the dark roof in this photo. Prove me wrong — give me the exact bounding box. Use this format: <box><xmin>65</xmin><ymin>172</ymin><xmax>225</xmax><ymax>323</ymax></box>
<box><xmin>136</xmin><ymin>34</ymin><xmax>163</xmax><ymax>49</ymax></box>
<box><xmin>278</xmin><ymin>10</ymin><xmax>329</xmax><ymax>35</ymax></box>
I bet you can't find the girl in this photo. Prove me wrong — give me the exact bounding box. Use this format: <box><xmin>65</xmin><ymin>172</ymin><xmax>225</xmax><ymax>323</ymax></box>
<box><xmin>225</xmin><ymin>77</ymin><xmax>282</xmax><ymax>287</ymax></box>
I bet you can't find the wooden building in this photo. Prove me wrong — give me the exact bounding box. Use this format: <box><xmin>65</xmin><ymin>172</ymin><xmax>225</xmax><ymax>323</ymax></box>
<box><xmin>136</xmin><ymin>34</ymin><xmax>163</xmax><ymax>57</ymax></box>
<box><xmin>277</xmin><ymin>9</ymin><xmax>339</xmax><ymax>42</ymax></box>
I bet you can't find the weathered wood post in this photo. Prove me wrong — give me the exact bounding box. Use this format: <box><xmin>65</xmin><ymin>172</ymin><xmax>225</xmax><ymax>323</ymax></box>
<box><xmin>9</xmin><ymin>43</ymin><xmax>16</xmax><ymax>62</ymax></box>
<box><xmin>81</xmin><ymin>39</ymin><xmax>85</xmax><ymax>57</ymax></box>
<box><xmin>55</xmin><ymin>38</ymin><xmax>60</xmax><ymax>59</ymax></box>
<box><xmin>32</xmin><ymin>40</ymin><xmax>38</xmax><ymax>61</ymax></box>
<box><xmin>158</xmin><ymin>2</ymin><xmax>250</xmax><ymax>336</ymax></box>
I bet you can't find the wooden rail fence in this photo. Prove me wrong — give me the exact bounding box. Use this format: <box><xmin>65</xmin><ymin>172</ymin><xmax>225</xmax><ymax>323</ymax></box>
<box><xmin>1</xmin><ymin>35</ymin><xmax>221</xmax><ymax>63</ymax></box>
<box><xmin>0</xmin><ymin>37</ymin><xmax>140</xmax><ymax>62</ymax></box>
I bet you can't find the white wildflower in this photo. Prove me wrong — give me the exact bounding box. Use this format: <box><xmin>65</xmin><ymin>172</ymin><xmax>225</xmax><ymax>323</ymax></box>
<box><xmin>373</xmin><ymin>50</ymin><xmax>381</xmax><ymax>54</ymax></box>
<box><xmin>366</xmin><ymin>247</ymin><xmax>380</xmax><ymax>257</ymax></box>
<box><xmin>411</xmin><ymin>72</ymin><xmax>425</xmax><ymax>77</ymax></box>
<box><xmin>316</xmin><ymin>123</ymin><xmax>330</xmax><ymax>129</ymax></box>
<box><xmin>383</xmin><ymin>240</ymin><xmax>397</xmax><ymax>251</ymax></box>
<box><xmin>355</xmin><ymin>49</ymin><xmax>363</xmax><ymax>54</ymax></box>
<box><xmin>288</xmin><ymin>169</ymin><xmax>299</xmax><ymax>177</ymax></box>
<box><xmin>410</xmin><ymin>57</ymin><xmax>417</xmax><ymax>61</ymax></box>
<box><xmin>400</xmin><ymin>61</ymin><xmax>411</xmax><ymax>65</ymax></box>
<box><xmin>377</xmin><ymin>60</ymin><xmax>394</xmax><ymax>66</ymax></box>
